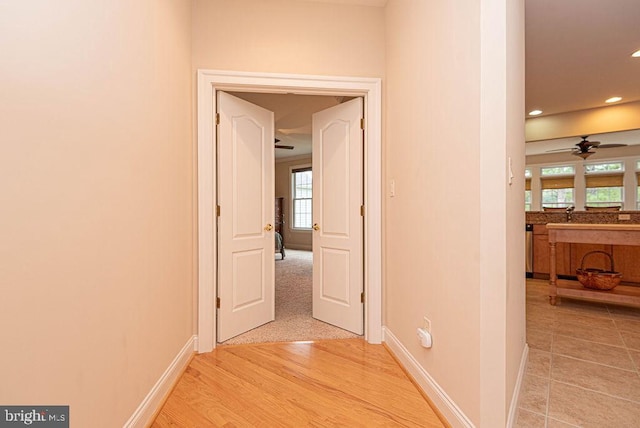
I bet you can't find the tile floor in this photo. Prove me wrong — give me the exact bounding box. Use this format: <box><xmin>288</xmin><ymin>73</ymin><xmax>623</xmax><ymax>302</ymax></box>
<box><xmin>516</xmin><ymin>279</ymin><xmax>640</xmax><ymax>427</ymax></box>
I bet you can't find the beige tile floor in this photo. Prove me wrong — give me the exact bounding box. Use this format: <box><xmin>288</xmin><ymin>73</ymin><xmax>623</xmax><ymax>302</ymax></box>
<box><xmin>516</xmin><ymin>279</ymin><xmax>640</xmax><ymax>428</ymax></box>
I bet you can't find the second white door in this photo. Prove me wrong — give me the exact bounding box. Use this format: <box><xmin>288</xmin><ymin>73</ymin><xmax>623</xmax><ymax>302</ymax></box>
<box><xmin>312</xmin><ymin>98</ymin><xmax>364</xmax><ymax>335</ymax></box>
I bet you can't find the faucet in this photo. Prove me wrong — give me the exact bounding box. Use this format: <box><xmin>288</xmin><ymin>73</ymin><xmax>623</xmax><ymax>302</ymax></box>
<box><xmin>566</xmin><ymin>206</ymin><xmax>575</xmax><ymax>223</ymax></box>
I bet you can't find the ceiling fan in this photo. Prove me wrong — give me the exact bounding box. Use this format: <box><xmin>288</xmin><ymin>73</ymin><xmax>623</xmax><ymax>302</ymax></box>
<box><xmin>274</xmin><ymin>138</ymin><xmax>294</xmax><ymax>150</ymax></box>
<box><xmin>546</xmin><ymin>135</ymin><xmax>627</xmax><ymax>159</ymax></box>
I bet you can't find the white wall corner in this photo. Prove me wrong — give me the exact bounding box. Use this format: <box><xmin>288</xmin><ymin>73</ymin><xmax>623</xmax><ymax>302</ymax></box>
<box><xmin>123</xmin><ymin>335</ymin><xmax>196</xmax><ymax>427</ymax></box>
<box><xmin>382</xmin><ymin>327</ymin><xmax>475</xmax><ymax>428</ymax></box>
<box><xmin>506</xmin><ymin>344</ymin><xmax>529</xmax><ymax>428</ymax></box>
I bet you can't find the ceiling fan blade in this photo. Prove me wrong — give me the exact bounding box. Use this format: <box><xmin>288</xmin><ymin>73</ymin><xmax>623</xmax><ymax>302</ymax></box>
<box><xmin>545</xmin><ymin>147</ymin><xmax>575</xmax><ymax>153</ymax></box>
<box><xmin>275</xmin><ymin>145</ymin><xmax>295</xmax><ymax>150</ymax></box>
<box><xmin>598</xmin><ymin>143</ymin><xmax>627</xmax><ymax>149</ymax></box>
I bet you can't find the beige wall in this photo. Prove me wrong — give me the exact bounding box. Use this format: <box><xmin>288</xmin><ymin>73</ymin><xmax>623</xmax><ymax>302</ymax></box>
<box><xmin>191</xmin><ymin>0</ymin><xmax>385</xmax><ymax>76</ymax></box>
<box><xmin>385</xmin><ymin>0</ymin><xmax>480</xmax><ymax>420</ymax></box>
<box><xmin>275</xmin><ymin>157</ymin><xmax>313</xmax><ymax>250</ymax></box>
<box><xmin>526</xmin><ymin>101</ymin><xmax>640</xmax><ymax>142</ymax></box>
<box><xmin>385</xmin><ymin>0</ymin><xmax>525</xmax><ymax>425</ymax></box>
<box><xmin>0</xmin><ymin>1</ymin><xmax>193</xmax><ymax>427</ymax></box>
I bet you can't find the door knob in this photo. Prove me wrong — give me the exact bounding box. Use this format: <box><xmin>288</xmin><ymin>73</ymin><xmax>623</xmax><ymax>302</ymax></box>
<box><xmin>313</xmin><ymin>223</ymin><xmax>320</xmax><ymax>231</ymax></box>
<box><xmin>264</xmin><ymin>224</ymin><xmax>273</xmax><ymax>231</ymax></box>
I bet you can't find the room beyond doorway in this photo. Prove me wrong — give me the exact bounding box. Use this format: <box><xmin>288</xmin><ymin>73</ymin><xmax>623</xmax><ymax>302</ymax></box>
<box><xmin>220</xmin><ymin>250</ymin><xmax>360</xmax><ymax>345</ymax></box>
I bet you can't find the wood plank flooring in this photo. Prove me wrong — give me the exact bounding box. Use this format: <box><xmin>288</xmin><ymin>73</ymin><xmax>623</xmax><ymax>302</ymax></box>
<box><xmin>152</xmin><ymin>339</ymin><xmax>446</xmax><ymax>427</ymax></box>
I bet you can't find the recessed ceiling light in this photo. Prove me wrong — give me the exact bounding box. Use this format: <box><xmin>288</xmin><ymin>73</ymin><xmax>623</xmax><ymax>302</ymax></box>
<box><xmin>605</xmin><ymin>97</ymin><xmax>622</xmax><ymax>103</ymax></box>
<box><xmin>529</xmin><ymin>110</ymin><xmax>543</xmax><ymax>116</ymax></box>
<box><xmin>632</xmin><ymin>50</ymin><xmax>640</xmax><ymax>58</ymax></box>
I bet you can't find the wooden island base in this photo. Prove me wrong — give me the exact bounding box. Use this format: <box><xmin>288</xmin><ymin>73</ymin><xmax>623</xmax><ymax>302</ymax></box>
<box><xmin>547</xmin><ymin>223</ymin><xmax>640</xmax><ymax>308</ymax></box>
<box><xmin>550</xmin><ymin>279</ymin><xmax>640</xmax><ymax>307</ymax></box>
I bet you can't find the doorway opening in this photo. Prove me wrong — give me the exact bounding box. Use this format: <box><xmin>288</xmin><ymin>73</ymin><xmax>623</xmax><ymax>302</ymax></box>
<box><xmin>216</xmin><ymin>92</ymin><xmax>363</xmax><ymax>345</ymax></box>
<box><xmin>196</xmin><ymin>70</ymin><xmax>382</xmax><ymax>353</ymax></box>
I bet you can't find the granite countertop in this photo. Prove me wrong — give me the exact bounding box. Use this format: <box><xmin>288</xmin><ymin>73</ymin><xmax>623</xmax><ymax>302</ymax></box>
<box><xmin>546</xmin><ymin>223</ymin><xmax>640</xmax><ymax>231</ymax></box>
<box><xmin>526</xmin><ymin>211</ymin><xmax>640</xmax><ymax>225</ymax></box>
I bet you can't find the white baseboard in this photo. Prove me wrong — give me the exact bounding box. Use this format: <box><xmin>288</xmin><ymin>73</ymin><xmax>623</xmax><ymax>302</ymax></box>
<box><xmin>124</xmin><ymin>335</ymin><xmax>197</xmax><ymax>428</ymax></box>
<box><xmin>506</xmin><ymin>344</ymin><xmax>529</xmax><ymax>428</ymax></box>
<box><xmin>383</xmin><ymin>327</ymin><xmax>475</xmax><ymax>428</ymax></box>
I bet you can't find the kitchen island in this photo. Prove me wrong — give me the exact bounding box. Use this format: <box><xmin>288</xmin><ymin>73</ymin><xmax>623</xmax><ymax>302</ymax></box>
<box><xmin>547</xmin><ymin>223</ymin><xmax>640</xmax><ymax>307</ymax></box>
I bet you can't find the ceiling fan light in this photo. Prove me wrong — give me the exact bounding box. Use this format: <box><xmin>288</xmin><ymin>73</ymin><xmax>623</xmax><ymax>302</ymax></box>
<box><xmin>605</xmin><ymin>96</ymin><xmax>622</xmax><ymax>103</ymax></box>
<box><xmin>575</xmin><ymin>151</ymin><xmax>594</xmax><ymax>160</ymax></box>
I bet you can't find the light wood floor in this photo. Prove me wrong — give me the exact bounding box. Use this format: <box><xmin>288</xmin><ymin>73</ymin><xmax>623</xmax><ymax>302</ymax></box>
<box><xmin>152</xmin><ymin>339</ymin><xmax>446</xmax><ymax>427</ymax></box>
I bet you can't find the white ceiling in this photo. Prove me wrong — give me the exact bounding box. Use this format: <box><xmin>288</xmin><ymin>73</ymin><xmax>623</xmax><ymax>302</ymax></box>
<box><xmin>229</xmin><ymin>92</ymin><xmax>343</xmax><ymax>159</ymax></box>
<box><xmin>237</xmin><ymin>1</ymin><xmax>640</xmax><ymax>159</ymax></box>
<box><xmin>525</xmin><ymin>0</ymin><xmax>640</xmax><ymax>156</ymax></box>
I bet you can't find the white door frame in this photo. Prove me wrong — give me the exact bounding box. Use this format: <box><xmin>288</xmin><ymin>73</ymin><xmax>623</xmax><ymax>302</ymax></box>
<box><xmin>197</xmin><ymin>69</ymin><xmax>382</xmax><ymax>353</ymax></box>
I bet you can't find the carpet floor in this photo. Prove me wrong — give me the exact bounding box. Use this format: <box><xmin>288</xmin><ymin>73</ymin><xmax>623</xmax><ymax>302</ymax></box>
<box><xmin>219</xmin><ymin>249</ymin><xmax>361</xmax><ymax>345</ymax></box>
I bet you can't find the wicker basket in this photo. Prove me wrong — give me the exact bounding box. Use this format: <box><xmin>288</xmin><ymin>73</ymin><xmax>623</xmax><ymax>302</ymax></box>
<box><xmin>576</xmin><ymin>250</ymin><xmax>622</xmax><ymax>290</ymax></box>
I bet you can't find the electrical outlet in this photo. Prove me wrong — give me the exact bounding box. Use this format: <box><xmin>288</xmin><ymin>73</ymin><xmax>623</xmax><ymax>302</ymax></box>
<box><xmin>423</xmin><ymin>317</ymin><xmax>431</xmax><ymax>332</ymax></box>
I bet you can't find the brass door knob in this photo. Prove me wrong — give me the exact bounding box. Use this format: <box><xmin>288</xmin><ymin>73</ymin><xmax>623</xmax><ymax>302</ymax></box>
<box><xmin>313</xmin><ymin>223</ymin><xmax>320</xmax><ymax>231</ymax></box>
<box><xmin>264</xmin><ymin>224</ymin><xmax>273</xmax><ymax>231</ymax></box>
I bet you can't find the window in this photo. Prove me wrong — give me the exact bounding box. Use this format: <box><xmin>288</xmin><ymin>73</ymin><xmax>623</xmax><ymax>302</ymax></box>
<box><xmin>584</xmin><ymin>162</ymin><xmax>624</xmax><ymax>208</ymax></box>
<box><xmin>291</xmin><ymin>167</ymin><xmax>312</xmax><ymax>229</ymax></box>
<box><xmin>584</xmin><ymin>162</ymin><xmax>624</xmax><ymax>173</ymax></box>
<box><xmin>540</xmin><ymin>165</ymin><xmax>574</xmax><ymax>208</ymax></box>
<box><xmin>525</xmin><ymin>168</ymin><xmax>532</xmax><ymax>211</ymax></box>
<box><xmin>541</xmin><ymin>165</ymin><xmax>575</xmax><ymax>176</ymax></box>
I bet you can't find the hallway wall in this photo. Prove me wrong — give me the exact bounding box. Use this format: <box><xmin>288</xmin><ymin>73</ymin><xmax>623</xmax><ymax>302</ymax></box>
<box><xmin>191</xmin><ymin>0</ymin><xmax>385</xmax><ymax>77</ymax></box>
<box><xmin>384</xmin><ymin>0</ymin><xmax>526</xmax><ymax>425</ymax></box>
<box><xmin>0</xmin><ymin>2</ymin><xmax>194</xmax><ymax>426</ymax></box>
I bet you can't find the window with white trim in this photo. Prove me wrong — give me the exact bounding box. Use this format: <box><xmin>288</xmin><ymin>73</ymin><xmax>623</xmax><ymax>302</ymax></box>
<box><xmin>540</xmin><ymin>165</ymin><xmax>575</xmax><ymax>208</ymax></box>
<box><xmin>291</xmin><ymin>166</ymin><xmax>312</xmax><ymax>229</ymax></box>
<box><xmin>584</xmin><ymin>161</ymin><xmax>624</xmax><ymax>208</ymax></box>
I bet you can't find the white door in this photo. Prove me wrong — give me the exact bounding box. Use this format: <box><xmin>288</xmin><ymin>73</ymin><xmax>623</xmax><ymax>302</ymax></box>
<box><xmin>217</xmin><ymin>91</ymin><xmax>275</xmax><ymax>342</ymax></box>
<box><xmin>312</xmin><ymin>98</ymin><xmax>364</xmax><ymax>335</ymax></box>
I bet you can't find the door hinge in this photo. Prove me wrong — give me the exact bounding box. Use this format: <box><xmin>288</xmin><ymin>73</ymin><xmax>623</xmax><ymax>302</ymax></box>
<box><xmin>360</xmin><ymin>118</ymin><xmax>365</xmax><ymax>130</ymax></box>
<box><xmin>361</xmin><ymin>292</ymin><xmax>365</xmax><ymax>303</ymax></box>
<box><xmin>216</xmin><ymin>113</ymin><xmax>220</xmax><ymax>125</ymax></box>
<box><xmin>216</xmin><ymin>205</ymin><xmax>220</xmax><ymax>217</ymax></box>
<box><xmin>360</xmin><ymin>205</ymin><xmax>365</xmax><ymax>217</ymax></box>
<box><xmin>216</xmin><ymin>297</ymin><xmax>221</xmax><ymax>308</ymax></box>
